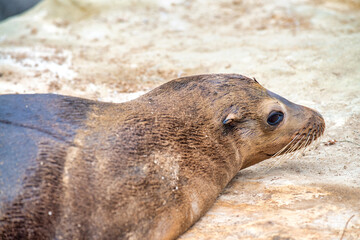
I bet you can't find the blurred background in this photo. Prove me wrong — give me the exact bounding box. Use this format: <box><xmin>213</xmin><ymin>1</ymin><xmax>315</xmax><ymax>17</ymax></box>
<box><xmin>0</xmin><ymin>0</ymin><xmax>359</xmax><ymax>239</ymax></box>
<box><xmin>0</xmin><ymin>0</ymin><xmax>40</xmax><ymax>21</ymax></box>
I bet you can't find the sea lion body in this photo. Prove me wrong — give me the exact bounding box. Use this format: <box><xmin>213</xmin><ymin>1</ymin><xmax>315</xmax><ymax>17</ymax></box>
<box><xmin>0</xmin><ymin>74</ymin><xmax>325</xmax><ymax>239</ymax></box>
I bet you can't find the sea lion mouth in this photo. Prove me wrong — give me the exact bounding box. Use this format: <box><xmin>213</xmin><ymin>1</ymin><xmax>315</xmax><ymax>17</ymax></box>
<box><xmin>264</xmin><ymin>152</ymin><xmax>275</xmax><ymax>157</ymax></box>
<box><xmin>267</xmin><ymin>119</ymin><xmax>325</xmax><ymax>159</ymax></box>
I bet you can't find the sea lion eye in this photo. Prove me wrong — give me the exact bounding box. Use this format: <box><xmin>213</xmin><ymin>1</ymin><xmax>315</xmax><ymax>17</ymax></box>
<box><xmin>267</xmin><ymin>111</ymin><xmax>284</xmax><ymax>126</ymax></box>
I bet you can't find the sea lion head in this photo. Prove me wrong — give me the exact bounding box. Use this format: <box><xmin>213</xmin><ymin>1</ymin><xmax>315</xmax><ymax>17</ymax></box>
<box><xmin>218</xmin><ymin>75</ymin><xmax>325</xmax><ymax>169</ymax></box>
<box><xmin>140</xmin><ymin>74</ymin><xmax>325</xmax><ymax>171</ymax></box>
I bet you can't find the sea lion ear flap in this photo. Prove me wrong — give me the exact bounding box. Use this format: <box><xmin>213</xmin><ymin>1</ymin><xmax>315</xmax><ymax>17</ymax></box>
<box><xmin>223</xmin><ymin>113</ymin><xmax>237</xmax><ymax>125</ymax></box>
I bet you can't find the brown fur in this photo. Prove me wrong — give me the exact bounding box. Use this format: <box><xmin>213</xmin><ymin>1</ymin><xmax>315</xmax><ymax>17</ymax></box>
<box><xmin>0</xmin><ymin>74</ymin><xmax>325</xmax><ymax>239</ymax></box>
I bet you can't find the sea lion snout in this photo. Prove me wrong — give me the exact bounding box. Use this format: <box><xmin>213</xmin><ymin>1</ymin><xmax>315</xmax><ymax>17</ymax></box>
<box><xmin>291</xmin><ymin>105</ymin><xmax>325</xmax><ymax>148</ymax></box>
<box><xmin>304</xmin><ymin>106</ymin><xmax>325</xmax><ymax>132</ymax></box>
<box><xmin>236</xmin><ymin>86</ymin><xmax>325</xmax><ymax>169</ymax></box>
<box><xmin>278</xmin><ymin>99</ymin><xmax>325</xmax><ymax>147</ymax></box>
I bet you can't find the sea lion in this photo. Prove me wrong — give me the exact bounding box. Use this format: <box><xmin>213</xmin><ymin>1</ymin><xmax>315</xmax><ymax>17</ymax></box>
<box><xmin>0</xmin><ymin>74</ymin><xmax>325</xmax><ymax>240</ymax></box>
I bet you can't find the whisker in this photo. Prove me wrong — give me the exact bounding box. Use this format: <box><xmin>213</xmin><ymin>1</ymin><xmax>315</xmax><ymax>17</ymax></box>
<box><xmin>265</xmin><ymin>133</ymin><xmax>306</xmax><ymax>172</ymax></box>
<box><xmin>272</xmin><ymin>133</ymin><xmax>301</xmax><ymax>158</ymax></box>
<box><xmin>303</xmin><ymin>129</ymin><xmax>314</xmax><ymax>149</ymax></box>
<box><xmin>294</xmin><ymin>132</ymin><xmax>312</xmax><ymax>160</ymax></box>
<box><xmin>289</xmin><ymin>134</ymin><xmax>306</xmax><ymax>153</ymax></box>
<box><xmin>262</xmin><ymin>120</ymin><xmax>325</xmax><ymax>174</ymax></box>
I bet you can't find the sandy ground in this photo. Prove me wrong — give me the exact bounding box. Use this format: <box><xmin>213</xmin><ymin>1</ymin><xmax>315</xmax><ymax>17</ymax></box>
<box><xmin>0</xmin><ymin>0</ymin><xmax>359</xmax><ymax>239</ymax></box>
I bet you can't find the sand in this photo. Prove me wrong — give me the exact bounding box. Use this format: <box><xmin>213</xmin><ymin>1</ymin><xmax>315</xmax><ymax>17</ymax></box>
<box><xmin>0</xmin><ymin>0</ymin><xmax>359</xmax><ymax>239</ymax></box>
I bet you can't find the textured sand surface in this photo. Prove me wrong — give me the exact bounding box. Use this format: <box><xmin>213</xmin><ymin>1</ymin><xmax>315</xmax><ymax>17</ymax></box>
<box><xmin>0</xmin><ymin>0</ymin><xmax>359</xmax><ymax>239</ymax></box>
